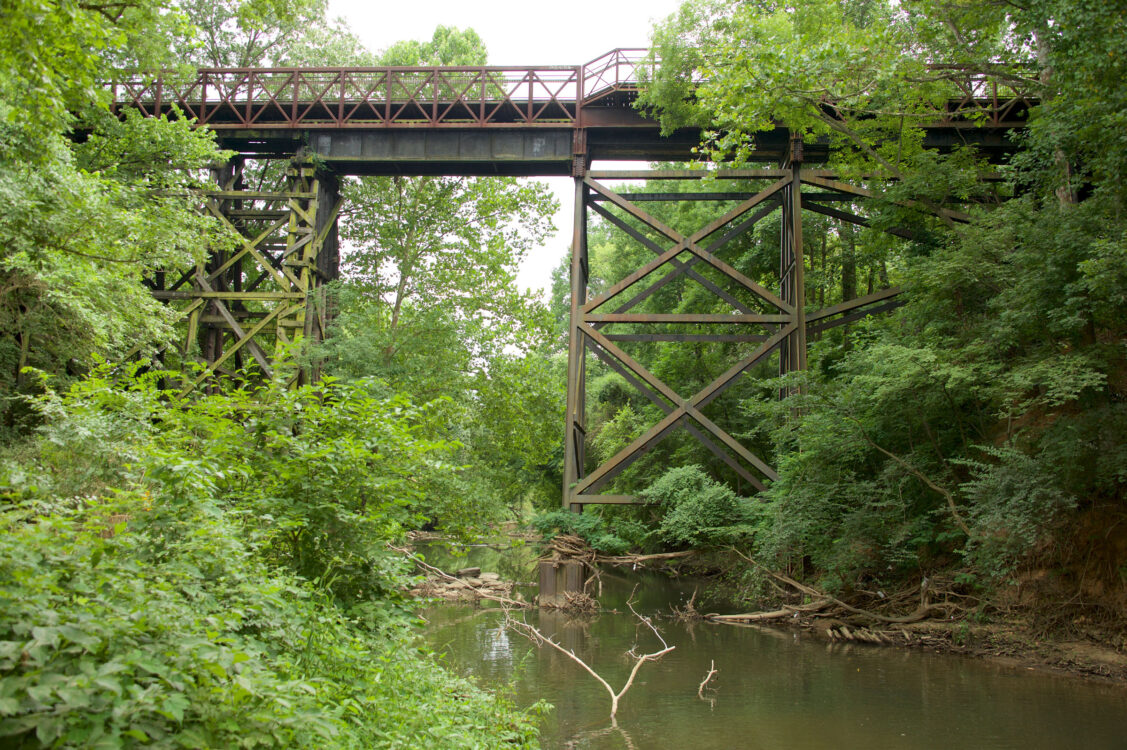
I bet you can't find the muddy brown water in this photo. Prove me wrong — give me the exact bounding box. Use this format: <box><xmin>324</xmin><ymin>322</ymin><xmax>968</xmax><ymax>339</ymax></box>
<box><xmin>417</xmin><ymin>544</ymin><xmax>1127</xmax><ymax>749</ymax></box>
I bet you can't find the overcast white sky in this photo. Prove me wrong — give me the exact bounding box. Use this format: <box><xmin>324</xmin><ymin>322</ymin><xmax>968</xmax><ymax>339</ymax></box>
<box><xmin>326</xmin><ymin>0</ymin><xmax>686</xmax><ymax>296</ymax></box>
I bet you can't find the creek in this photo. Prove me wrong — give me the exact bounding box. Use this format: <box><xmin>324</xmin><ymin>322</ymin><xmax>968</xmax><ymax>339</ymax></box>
<box><xmin>417</xmin><ymin>543</ymin><xmax>1127</xmax><ymax>749</ymax></box>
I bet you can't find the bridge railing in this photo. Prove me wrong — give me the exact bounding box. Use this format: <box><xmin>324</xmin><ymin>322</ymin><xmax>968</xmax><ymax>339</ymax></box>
<box><xmin>109</xmin><ymin>64</ymin><xmax>594</xmax><ymax>128</ymax></box>
<box><xmin>581</xmin><ymin>48</ymin><xmax>650</xmax><ymax>104</ymax></box>
<box><xmin>106</xmin><ymin>53</ymin><xmax>1035</xmax><ymax>131</ymax></box>
<box><xmin>928</xmin><ymin>65</ymin><xmax>1037</xmax><ymax>127</ymax></box>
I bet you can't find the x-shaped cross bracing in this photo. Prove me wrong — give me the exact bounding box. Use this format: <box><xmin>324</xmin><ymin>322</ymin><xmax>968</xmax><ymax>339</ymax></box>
<box><xmin>567</xmin><ymin>171</ymin><xmax>915</xmax><ymax>505</ymax></box>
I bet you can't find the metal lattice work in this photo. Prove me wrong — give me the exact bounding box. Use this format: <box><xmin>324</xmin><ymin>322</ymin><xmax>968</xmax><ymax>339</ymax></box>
<box><xmin>143</xmin><ymin>162</ymin><xmax>341</xmax><ymax>393</ymax></box>
<box><xmin>561</xmin><ymin>147</ymin><xmax>948</xmax><ymax>507</ymax></box>
<box><xmin>108</xmin><ymin>51</ymin><xmax>1032</xmax><ymax>132</ymax></box>
<box><xmin>108</xmin><ymin>51</ymin><xmax>650</xmax><ymax>130</ymax></box>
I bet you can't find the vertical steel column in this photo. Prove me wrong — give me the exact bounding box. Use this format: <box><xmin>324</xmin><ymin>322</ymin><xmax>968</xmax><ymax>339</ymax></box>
<box><xmin>562</xmin><ymin>178</ymin><xmax>589</xmax><ymax>510</ymax></box>
<box><xmin>779</xmin><ymin>135</ymin><xmax>807</xmax><ymax>384</ymax></box>
<box><xmin>790</xmin><ymin>138</ymin><xmax>807</xmax><ymax>373</ymax></box>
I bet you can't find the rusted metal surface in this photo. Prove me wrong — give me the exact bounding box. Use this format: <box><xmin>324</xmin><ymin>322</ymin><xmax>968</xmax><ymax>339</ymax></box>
<box><xmin>109</xmin><ymin>51</ymin><xmax>1031</xmax><ymax>134</ymax></box>
<box><xmin>109</xmin><ymin>50</ymin><xmax>649</xmax><ymax>130</ymax></box>
<box><xmin>562</xmin><ymin>165</ymin><xmax>934</xmax><ymax>506</ymax></box>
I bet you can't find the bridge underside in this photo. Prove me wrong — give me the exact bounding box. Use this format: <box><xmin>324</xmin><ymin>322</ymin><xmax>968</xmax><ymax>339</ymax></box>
<box><xmin>212</xmin><ymin>123</ymin><xmax>1016</xmax><ymax>178</ymax></box>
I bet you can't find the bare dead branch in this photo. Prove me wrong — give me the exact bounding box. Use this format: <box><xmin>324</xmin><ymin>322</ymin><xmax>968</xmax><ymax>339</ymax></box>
<box><xmin>697</xmin><ymin>659</ymin><xmax>718</xmax><ymax>699</ymax></box>
<box><xmin>502</xmin><ymin>590</ymin><xmax>674</xmax><ymax>719</ymax></box>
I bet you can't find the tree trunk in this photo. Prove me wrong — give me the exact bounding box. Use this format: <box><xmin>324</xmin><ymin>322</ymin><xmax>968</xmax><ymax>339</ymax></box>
<box><xmin>1034</xmin><ymin>27</ymin><xmax>1077</xmax><ymax>206</ymax></box>
<box><xmin>841</xmin><ymin>223</ymin><xmax>857</xmax><ymax>351</ymax></box>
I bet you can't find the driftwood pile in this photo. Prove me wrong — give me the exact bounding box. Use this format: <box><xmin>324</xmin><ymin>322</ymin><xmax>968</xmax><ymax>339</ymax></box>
<box><xmin>708</xmin><ymin>558</ymin><xmax>969</xmax><ymax>643</ymax></box>
<box><xmin>544</xmin><ymin>534</ymin><xmax>698</xmax><ymax>567</ymax></box>
<box><xmin>410</xmin><ymin>567</ymin><xmax>523</xmax><ymax>604</ymax></box>
<box><xmin>391</xmin><ymin>544</ymin><xmax>530</xmax><ymax>608</ymax></box>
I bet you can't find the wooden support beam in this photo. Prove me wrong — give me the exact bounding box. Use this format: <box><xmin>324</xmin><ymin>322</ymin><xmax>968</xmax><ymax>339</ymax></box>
<box><xmin>194</xmin><ymin>273</ymin><xmax>273</xmax><ymax>375</ymax></box>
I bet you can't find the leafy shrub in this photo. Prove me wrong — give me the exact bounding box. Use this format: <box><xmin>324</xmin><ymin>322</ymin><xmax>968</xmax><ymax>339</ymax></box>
<box><xmin>531</xmin><ymin>510</ymin><xmax>630</xmax><ymax>555</ymax></box>
<box><xmin>960</xmin><ymin>445</ymin><xmax>1076</xmax><ymax>581</ymax></box>
<box><xmin>0</xmin><ymin>371</ymin><xmax>542</xmax><ymax>748</ymax></box>
<box><xmin>641</xmin><ymin>465</ymin><xmax>755</xmax><ymax>548</ymax></box>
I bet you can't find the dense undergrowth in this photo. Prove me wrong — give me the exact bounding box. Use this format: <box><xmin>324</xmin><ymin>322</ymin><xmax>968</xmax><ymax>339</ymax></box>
<box><xmin>0</xmin><ymin>370</ymin><xmax>542</xmax><ymax>748</ymax></box>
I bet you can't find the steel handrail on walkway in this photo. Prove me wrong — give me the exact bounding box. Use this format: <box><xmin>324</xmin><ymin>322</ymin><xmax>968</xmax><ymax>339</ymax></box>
<box><xmin>107</xmin><ymin>50</ymin><xmax>1033</xmax><ymax>130</ymax></box>
<box><xmin>108</xmin><ymin>49</ymin><xmax>649</xmax><ymax>129</ymax></box>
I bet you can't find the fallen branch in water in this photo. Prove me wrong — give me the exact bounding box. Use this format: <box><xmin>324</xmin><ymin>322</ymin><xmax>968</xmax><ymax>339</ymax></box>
<box><xmin>503</xmin><ymin>589</ymin><xmax>674</xmax><ymax>719</ymax></box>
<box><xmin>697</xmin><ymin>660</ymin><xmax>718</xmax><ymax>699</ymax></box>
<box><xmin>543</xmin><ymin>534</ymin><xmax>697</xmax><ymax>567</ymax></box>
<box><xmin>711</xmin><ymin>549</ymin><xmax>960</xmax><ymax>629</ymax></box>
<box><xmin>388</xmin><ymin>543</ymin><xmax>530</xmax><ymax>609</ymax></box>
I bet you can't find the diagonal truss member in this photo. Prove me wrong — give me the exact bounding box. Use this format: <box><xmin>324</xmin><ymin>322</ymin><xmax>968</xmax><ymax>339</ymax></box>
<box><xmin>562</xmin><ymin>150</ymin><xmax>930</xmax><ymax>509</ymax></box>
<box><xmin>138</xmin><ymin>161</ymin><xmax>342</xmax><ymax>393</ymax></box>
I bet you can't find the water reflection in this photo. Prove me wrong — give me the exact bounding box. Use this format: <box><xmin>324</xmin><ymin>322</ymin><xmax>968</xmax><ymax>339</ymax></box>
<box><xmin>417</xmin><ymin>546</ymin><xmax>1127</xmax><ymax>749</ymax></box>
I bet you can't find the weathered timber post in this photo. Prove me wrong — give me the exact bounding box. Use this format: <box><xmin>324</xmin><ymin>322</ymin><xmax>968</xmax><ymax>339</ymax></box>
<box><xmin>285</xmin><ymin>164</ymin><xmax>341</xmax><ymax>385</ymax></box>
<box><xmin>538</xmin><ymin>559</ymin><xmax>586</xmax><ymax>607</ymax></box>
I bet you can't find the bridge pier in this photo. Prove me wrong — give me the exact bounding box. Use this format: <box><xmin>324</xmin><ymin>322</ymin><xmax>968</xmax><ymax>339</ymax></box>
<box><xmin>560</xmin><ymin>167</ymin><xmax>794</xmax><ymax>507</ymax></box>
<box><xmin>559</xmin><ymin>146</ymin><xmax>906</xmax><ymax>507</ymax></box>
<box><xmin>146</xmin><ymin>159</ymin><xmax>341</xmax><ymax>392</ymax></box>
<box><xmin>538</xmin><ymin>559</ymin><xmax>585</xmax><ymax>607</ymax></box>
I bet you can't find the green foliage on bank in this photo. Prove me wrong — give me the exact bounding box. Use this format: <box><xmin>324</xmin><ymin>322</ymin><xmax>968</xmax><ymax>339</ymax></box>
<box><xmin>0</xmin><ymin>370</ymin><xmax>541</xmax><ymax>748</ymax></box>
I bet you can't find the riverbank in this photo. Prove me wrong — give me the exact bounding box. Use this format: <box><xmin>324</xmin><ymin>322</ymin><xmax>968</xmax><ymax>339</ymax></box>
<box><xmin>415</xmin><ymin>543</ymin><xmax>1127</xmax><ymax>750</ymax></box>
<box><xmin>647</xmin><ymin>554</ymin><xmax>1127</xmax><ymax>685</ymax></box>
<box><xmin>719</xmin><ymin>615</ymin><xmax>1127</xmax><ymax>684</ymax></box>
<box><xmin>402</xmin><ymin>535</ymin><xmax>1127</xmax><ymax>685</ymax></box>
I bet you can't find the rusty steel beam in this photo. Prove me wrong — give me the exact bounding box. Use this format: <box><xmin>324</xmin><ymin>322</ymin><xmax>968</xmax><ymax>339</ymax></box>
<box><xmin>582</xmin><ymin>176</ymin><xmax>792</xmax><ymax>314</ymax></box>
<box><xmin>587</xmin><ymin>200</ymin><xmax>753</xmax><ymax>314</ymax></box>
<box><xmin>562</xmin><ymin>178</ymin><xmax>590</xmax><ymax>505</ymax></box>
<box><xmin>602</xmin><ymin>333</ymin><xmax>769</xmax><ymax>343</ymax></box>
<box><xmin>596</xmin><ymin>202</ymin><xmax>781</xmax><ymax>317</ymax></box>
<box><xmin>584</xmin><ymin>338</ymin><xmax>765</xmax><ymax>491</ymax></box>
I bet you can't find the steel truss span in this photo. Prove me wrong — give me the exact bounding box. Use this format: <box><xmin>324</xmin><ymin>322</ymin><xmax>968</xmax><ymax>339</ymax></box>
<box><xmin>109</xmin><ymin>50</ymin><xmax>1030</xmax><ymax>131</ymax></box>
<box><xmin>109</xmin><ymin>50</ymin><xmax>1031</xmax><ymax>174</ymax></box>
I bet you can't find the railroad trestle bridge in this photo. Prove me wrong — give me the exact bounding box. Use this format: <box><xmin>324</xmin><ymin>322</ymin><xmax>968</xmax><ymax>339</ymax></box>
<box><xmin>115</xmin><ymin>49</ymin><xmax>1031</xmax><ymax>508</ymax></box>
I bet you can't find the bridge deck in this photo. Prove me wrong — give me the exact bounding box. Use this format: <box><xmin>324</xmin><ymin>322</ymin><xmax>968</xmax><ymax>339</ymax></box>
<box><xmin>110</xmin><ymin>50</ymin><xmax>1032</xmax><ymax>175</ymax></box>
